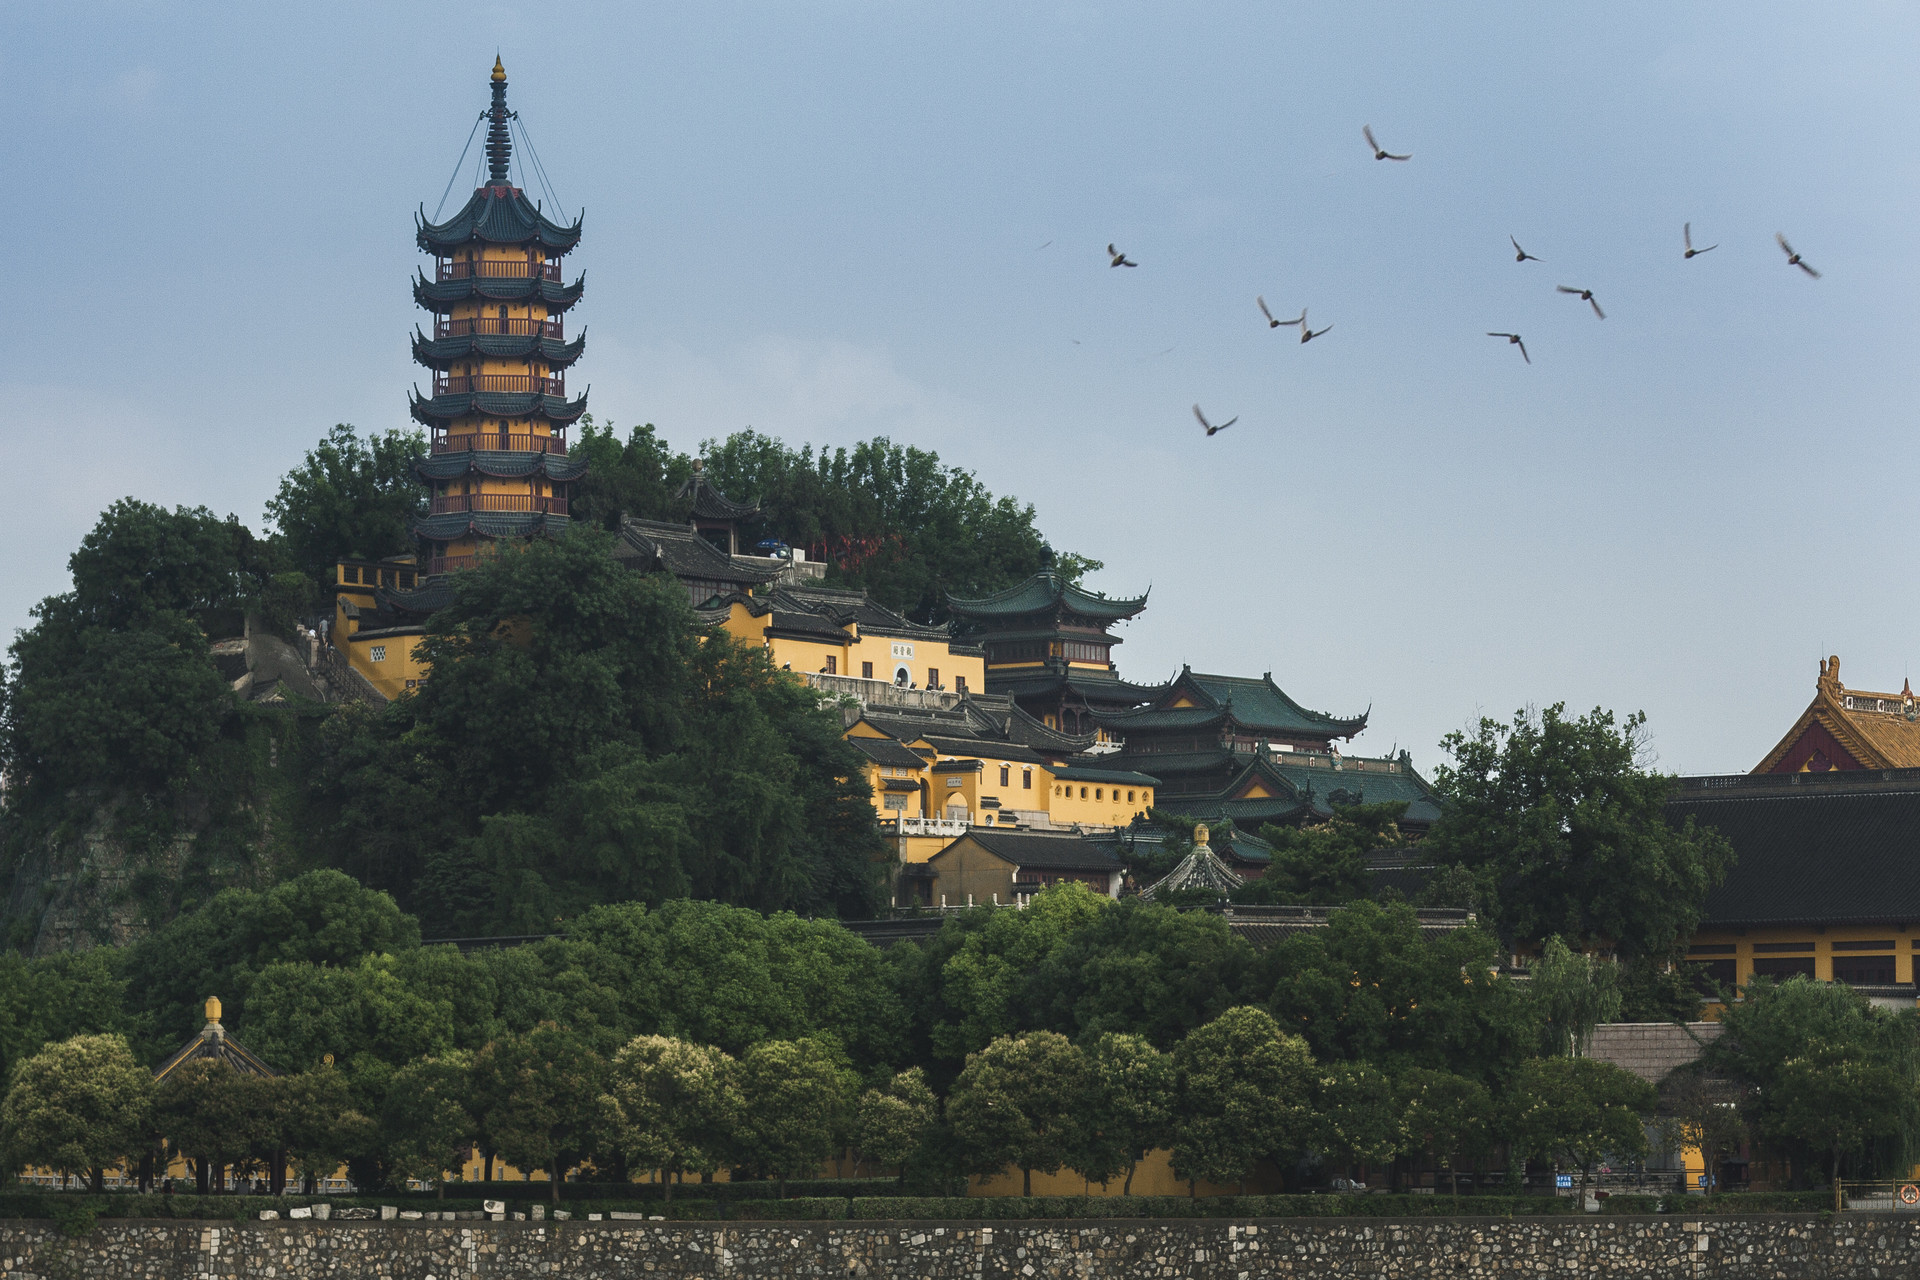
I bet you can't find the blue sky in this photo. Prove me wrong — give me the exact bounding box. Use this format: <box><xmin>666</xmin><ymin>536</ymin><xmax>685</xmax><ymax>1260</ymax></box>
<box><xmin>6</xmin><ymin>3</ymin><xmax>1917</xmax><ymax>774</ymax></box>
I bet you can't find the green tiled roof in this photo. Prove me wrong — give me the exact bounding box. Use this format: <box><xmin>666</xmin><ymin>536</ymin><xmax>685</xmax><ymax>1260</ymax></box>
<box><xmin>409</xmin><ymin>390</ymin><xmax>589</xmax><ymax>426</ymax></box>
<box><xmin>1102</xmin><ymin>667</ymin><xmax>1366</xmax><ymax>738</ymax></box>
<box><xmin>413</xmin><ymin>511</ymin><xmax>571</xmax><ymax>540</ymax></box>
<box><xmin>413</xmin><ymin>451</ymin><xmax>588</xmax><ymax>482</ymax></box>
<box><xmin>412</xmin><ymin>330</ymin><xmax>586</xmax><ymax>370</ymax></box>
<box><xmin>413</xmin><ymin>272</ymin><xmax>584</xmax><ymax>312</ymax></box>
<box><xmin>417</xmin><ymin>186</ymin><xmax>583</xmax><ymax>254</ymax></box>
<box><xmin>1052</xmin><ymin>765</ymin><xmax>1160</xmax><ymax>786</ymax></box>
<box><xmin>948</xmin><ymin>571</ymin><xmax>1147</xmax><ymax>624</ymax></box>
<box><xmin>984</xmin><ymin>667</ymin><xmax>1162</xmax><ymax>705</ymax></box>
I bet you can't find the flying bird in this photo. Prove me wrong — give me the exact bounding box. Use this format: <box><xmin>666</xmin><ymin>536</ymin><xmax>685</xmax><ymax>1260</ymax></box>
<box><xmin>1193</xmin><ymin>404</ymin><xmax>1237</xmax><ymax>436</ymax></box>
<box><xmin>1362</xmin><ymin>125</ymin><xmax>1410</xmax><ymax>161</ymax></box>
<box><xmin>1107</xmin><ymin>243</ymin><xmax>1138</xmax><ymax>268</ymax></box>
<box><xmin>1297</xmin><ymin>311</ymin><xmax>1333</xmax><ymax>343</ymax></box>
<box><xmin>1510</xmin><ymin>236</ymin><xmax>1541</xmax><ymax>263</ymax></box>
<box><xmin>1258</xmin><ymin>296</ymin><xmax>1304</xmax><ymax>329</ymax></box>
<box><xmin>1776</xmin><ymin>233</ymin><xmax>1820</xmax><ymax>278</ymax></box>
<box><xmin>1556</xmin><ymin>285</ymin><xmax>1605</xmax><ymax>319</ymax></box>
<box><xmin>1487</xmin><ymin>332</ymin><xmax>1530</xmax><ymax>364</ymax></box>
<box><xmin>1683</xmin><ymin>224</ymin><xmax>1717</xmax><ymax>259</ymax></box>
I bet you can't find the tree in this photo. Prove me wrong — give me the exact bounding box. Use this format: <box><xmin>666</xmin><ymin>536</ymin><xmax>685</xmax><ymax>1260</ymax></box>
<box><xmin>1071</xmin><ymin>1033</ymin><xmax>1173</xmax><ymax>1194</ymax></box>
<box><xmin>1234</xmin><ymin>802</ymin><xmax>1411</xmax><ymax>906</ymax></box>
<box><xmin>1526</xmin><ymin>937</ymin><xmax>1623</xmax><ymax>1056</ymax></box>
<box><xmin>1169</xmin><ymin>1007</ymin><xmax>1316</xmax><ymax>1194</ymax></box>
<box><xmin>468</xmin><ymin>1023</ymin><xmax>606</xmax><ymax>1202</ymax></box>
<box><xmin>1424</xmin><ymin>704</ymin><xmax>1735</xmax><ymax>959</ymax></box>
<box><xmin>604</xmin><ymin>1036</ymin><xmax>739</xmax><ymax>1200</ymax></box>
<box><xmin>947</xmin><ymin>1032</ymin><xmax>1087</xmax><ymax>1196</ymax></box>
<box><xmin>265</xmin><ymin>424</ymin><xmax>425</xmax><ymax>591</ymax></box>
<box><xmin>0</xmin><ymin>1034</ymin><xmax>152</xmax><ymax>1191</ymax></box>
<box><xmin>1395</xmin><ymin>1069</ymin><xmax>1492</xmax><ymax>1193</ymax></box>
<box><xmin>152</xmin><ymin>1060</ymin><xmax>280</xmax><ymax>1194</ymax></box>
<box><xmin>1766</xmin><ymin>1042</ymin><xmax>1903</xmax><ymax>1183</ymax></box>
<box><xmin>280</xmin><ymin>1066</ymin><xmax>374</xmax><ymax>1195</ymax></box>
<box><xmin>1501</xmin><ymin>1057</ymin><xmax>1654</xmax><ymax>1189</ymax></box>
<box><xmin>852</xmin><ymin>1068</ymin><xmax>938</xmax><ymax>1185</ymax></box>
<box><xmin>1313</xmin><ymin>1062</ymin><xmax>1405</xmax><ymax>1185</ymax></box>
<box><xmin>1656</xmin><ymin>1066</ymin><xmax>1748</xmax><ymax>1194</ymax></box>
<box><xmin>734</xmin><ymin>1038</ymin><xmax>858</xmax><ymax>1197</ymax></box>
<box><xmin>1259</xmin><ymin>901</ymin><xmax>1537</xmax><ymax>1086</ymax></box>
<box><xmin>380</xmin><ymin>1054</ymin><xmax>474</xmax><ymax>1196</ymax></box>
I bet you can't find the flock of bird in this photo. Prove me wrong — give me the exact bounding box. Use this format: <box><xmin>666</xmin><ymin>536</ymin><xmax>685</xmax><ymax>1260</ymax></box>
<box><xmin>1099</xmin><ymin>126</ymin><xmax>1828</xmax><ymax>437</ymax></box>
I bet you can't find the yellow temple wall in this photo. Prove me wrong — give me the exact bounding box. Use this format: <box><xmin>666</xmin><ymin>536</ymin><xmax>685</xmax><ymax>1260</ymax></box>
<box><xmin>1688</xmin><ymin>925</ymin><xmax>1917</xmax><ymax>989</ymax></box>
<box><xmin>1049</xmin><ymin>780</ymin><xmax>1153</xmax><ymax>828</ymax></box>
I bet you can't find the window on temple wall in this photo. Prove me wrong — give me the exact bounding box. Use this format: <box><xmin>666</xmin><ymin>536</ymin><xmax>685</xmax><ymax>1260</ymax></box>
<box><xmin>956</xmin><ymin>675</ymin><xmax>968</xmax><ymax>693</ymax></box>
<box><xmin>1126</xmin><ymin>790</ymin><xmax>1135</xmax><ymax>803</ymax></box>
<box><xmin>1080</xmin><ymin>787</ymin><xmax>1088</xmax><ymax>799</ymax></box>
<box><xmin>862</xmin><ymin>662</ymin><xmax>874</xmax><ymax>679</ymax></box>
<box><xmin>825</xmin><ymin>656</ymin><xmax>837</xmax><ymax>674</ymax></box>
<box><xmin>1023</xmin><ymin>771</ymin><xmax>1032</xmax><ymax>790</ymax></box>
<box><xmin>928</xmin><ymin>667</ymin><xmax>940</xmax><ymax>689</ymax></box>
<box><xmin>1095</xmin><ymin>788</ymin><xmax>1103</xmax><ymax>800</ymax></box>
<box><xmin>369</xmin><ymin>646</ymin><xmax>388</xmax><ymax>663</ymax></box>
<box><xmin>999</xmin><ymin>766</ymin><xmax>1010</xmax><ymax>787</ymax></box>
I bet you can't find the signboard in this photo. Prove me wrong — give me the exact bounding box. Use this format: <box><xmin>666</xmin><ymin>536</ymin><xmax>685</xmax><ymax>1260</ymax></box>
<box><xmin>892</xmin><ymin>642</ymin><xmax>916</xmax><ymax>660</ymax></box>
<box><xmin>1555</xmin><ymin>1175</ymin><xmax>1573</xmax><ymax>1189</ymax></box>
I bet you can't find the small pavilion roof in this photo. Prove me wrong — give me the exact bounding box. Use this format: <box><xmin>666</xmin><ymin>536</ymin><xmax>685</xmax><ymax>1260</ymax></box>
<box><xmin>1139</xmin><ymin>827</ymin><xmax>1245</xmax><ymax>900</ymax></box>
<box><xmin>676</xmin><ymin>464</ymin><xmax>760</xmax><ymax>521</ymax></box>
<box><xmin>152</xmin><ymin>998</ymin><xmax>278</xmax><ymax>1082</ymax></box>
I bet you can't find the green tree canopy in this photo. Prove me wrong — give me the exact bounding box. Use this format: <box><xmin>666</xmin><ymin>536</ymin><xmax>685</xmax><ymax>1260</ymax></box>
<box><xmin>1234</xmin><ymin>802</ymin><xmax>1411</xmax><ymax>906</ymax></box>
<box><xmin>1525</xmin><ymin>936</ymin><xmax>1624</xmax><ymax>1057</ymax></box>
<box><xmin>1072</xmin><ymin>1032</ymin><xmax>1174</xmax><ymax>1194</ymax></box>
<box><xmin>0</xmin><ymin>1033</ymin><xmax>152</xmax><ymax>1190</ymax></box>
<box><xmin>947</xmin><ymin>1031</ymin><xmax>1087</xmax><ymax>1196</ymax></box>
<box><xmin>1258</xmin><ymin>901</ymin><xmax>1537</xmax><ymax>1085</ymax></box>
<box><xmin>1501</xmin><ymin>1056</ymin><xmax>1654</xmax><ymax>1186</ymax></box>
<box><xmin>1169</xmin><ymin>1006</ymin><xmax>1316</xmax><ymax>1193</ymax></box>
<box><xmin>265</xmin><ymin>424</ymin><xmax>425</xmax><ymax>591</ymax></box>
<box><xmin>1424</xmin><ymin>704</ymin><xmax>1735</xmax><ymax>959</ymax></box>
<box><xmin>852</xmin><ymin>1067</ymin><xmax>938</xmax><ymax>1184</ymax></box>
<box><xmin>468</xmin><ymin>1023</ymin><xmax>607</xmax><ymax>1202</ymax></box>
<box><xmin>604</xmin><ymin>1035</ymin><xmax>739</xmax><ymax>1198</ymax></box>
<box><xmin>1395</xmin><ymin>1068</ymin><xmax>1493</xmax><ymax>1190</ymax></box>
<box><xmin>733</xmin><ymin>1037</ymin><xmax>858</xmax><ymax>1195</ymax></box>
<box><xmin>1312</xmin><ymin>1061</ymin><xmax>1405</xmax><ymax>1179</ymax></box>
<box><xmin>378</xmin><ymin>1054</ymin><xmax>473</xmax><ymax>1195</ymax></box>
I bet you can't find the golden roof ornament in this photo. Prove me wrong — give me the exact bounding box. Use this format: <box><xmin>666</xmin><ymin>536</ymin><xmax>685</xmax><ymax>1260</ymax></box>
<box><xmin>1193</xmin><ymin>823</ymin><xmax>1209</xmax><ymax>847</ymax></box>
<box><xmin>204</xmin><ymin>996</ymin><xmax>222</xmax><ymax>1026</ymax></box>
<box><xmin>492</xmin><ymin>55</ymin><xmax>507</xmax><ymax>82</ymax></box>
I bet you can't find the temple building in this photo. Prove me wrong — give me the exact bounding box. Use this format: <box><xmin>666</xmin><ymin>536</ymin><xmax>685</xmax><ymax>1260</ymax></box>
<box><xmin>1753</xmin><ymin>654</ymin><xmax>1920</xmax><ymax>773</ymax></box>
<box><xmin>409</xmin><ymin>58</ymin><xmax>589</xmax><ymax>576</ymax></box>
<box><xmin>947</xmin><ymin>571</ymin><xmax>1157</xmax><ymax>739</ymax></box>
<box><xmin>1094</xmin><ymin>666</ymin><xmax>1441</xmax><ymax>835</ymax></box>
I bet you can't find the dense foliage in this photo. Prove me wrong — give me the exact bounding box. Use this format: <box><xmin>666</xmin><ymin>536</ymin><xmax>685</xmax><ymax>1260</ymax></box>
<box><xmin>572</xmin><ymin>420</ymin><xmax>1099</xmax><ymax>623</ymax></box>
<box><xmin>265</xmin><ymin>424</ymin><xmax>425</xmax><ymax>594</ymax></box>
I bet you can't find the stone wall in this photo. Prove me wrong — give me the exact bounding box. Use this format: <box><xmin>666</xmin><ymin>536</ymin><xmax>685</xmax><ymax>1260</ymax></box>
<box><xmin>0</xmin><ymin>1213</ymin><xmax>1909</xmax><ymax>1278</ymax></box>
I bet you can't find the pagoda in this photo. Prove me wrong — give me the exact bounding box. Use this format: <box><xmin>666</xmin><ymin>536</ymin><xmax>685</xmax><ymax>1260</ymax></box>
<box><xmin>946</xmin><ymin>569</ymin><xmax>1156</xmax><ymax>739</ymax></box>
<box><xmin>409</xmin><ymin>58</ymin><xmax>589</xmax><ymax>574</ymax></box>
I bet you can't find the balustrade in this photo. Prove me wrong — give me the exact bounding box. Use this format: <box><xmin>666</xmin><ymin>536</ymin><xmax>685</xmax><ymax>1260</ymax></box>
<box><xmin>432</xmin><ymin>373</ymin><xmax>566</xmax><ymax>396</ymax></box>
<box><xmin>428</xmin><ymin>494</ymin><xmax>568</xmax><ymax>515</ymax></box>
<box><xmin>433</xmin><ymin>317</ymin><xmax>563</xmax><ymax>339</ymax></box>
<box><xmin>429</xmin><ymin>432</ymin><xmax>567</xmax><ymax>455</ymax></box>
<box><xmin>435</xmin><ymin>259</ymin><xmax>562</xmax><ymax>282</ymax></box>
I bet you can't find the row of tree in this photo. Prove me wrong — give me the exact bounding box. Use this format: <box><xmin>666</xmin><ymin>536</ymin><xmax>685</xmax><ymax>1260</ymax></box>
<box><xmin>2</xmin><ymin>1004</ymin><xmax>1662</xmax><ymax>1201</ymax></box>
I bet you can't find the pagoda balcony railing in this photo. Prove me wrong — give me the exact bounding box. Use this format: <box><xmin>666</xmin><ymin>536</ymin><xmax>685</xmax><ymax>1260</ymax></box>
<box><xmin>432</xmin><ymin>373</ymin><xmax>566</xmax><ymax>396</ymax></box>
<box><xmin>429</xmin><ymin>494</ymin><xmax>569</xmax><ymax>515</ymax></box>
<box><xmin>435</xmin><ymin>317</ymin><xmax>563</xmax><ymax>339</ymax></box>
<box><xmin>429</xmin><ymin>431</ymin><xmax>568</xmax><ymax>455</ymax></box>
<box><xmin>436</xmin><ymin>259</ymin><xmax>563</xmax><ymax>282</ymax></box>
<box><xmin>426</xmin><ymin>555</ymin><xmax>478</xmax><ymax>575</ymax></box>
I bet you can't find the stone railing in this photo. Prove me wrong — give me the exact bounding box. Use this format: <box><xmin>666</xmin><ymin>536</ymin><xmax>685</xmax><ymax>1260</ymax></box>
<box><xmin>321</xmin><ymin>645</ymin><xmax>389</xmax><ymax>707</ymax></box>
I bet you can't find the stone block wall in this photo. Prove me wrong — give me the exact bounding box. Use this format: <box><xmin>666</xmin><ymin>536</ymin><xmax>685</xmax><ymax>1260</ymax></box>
<box><xmin>0</xmin><ymin>1213</ymin><xmax>1909</xmax><ymax>1278</ymax></box>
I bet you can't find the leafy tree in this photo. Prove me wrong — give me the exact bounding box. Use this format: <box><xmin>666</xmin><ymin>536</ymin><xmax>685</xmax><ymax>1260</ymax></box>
<box><xmin>1026</xmin><ymin>900</ymin><xmax>1256</xmax><ymax>1050</ymax></box>
<box><xmin>569</xmin><ymin>418</ymin><xmax>693</xmax><ymax>532</ymax></box>
<box><xmin>947</xmin><ymin>1032</ymin><xmax>1087</xmax><ymax>1196</ymax></box>
<box><xmin>1655</xmin><ymin>1066</ymin><xmax>1748</xmax><ymax>1193</ymax></box>
<box><xmin>1234</xmin><ymin>802</ymin><xmax>1410</xmax><ymax>906</ymax></box>
<box><xmin>1616</xmin><ymin>954</ymin><xmax>1707</xmax><ymax>1024</ymax></box>
<box><xmin>152</xmin><ymin>1059</ymin><xmax>280</xmax><ymax>1194</ymax></box>
<box><xmin>63</xmin><ymin>498</ymin><xmax>263</xmax><ymax>630</ymax></box>
<box><xmin>1704</xmin><ymin>976</ymin><xmax>1920</xmax><ymax>1181</ymax></box>
<box><xmin>1501</xmin><ymin>1056</ymin><xmax>1654</xmax><ymax>1189</ymax></box>
<box><xmin>0</xmin><ymin>1034</ymin><xmax>152</xmax><ymax>1191</ymax></box>
<box><xmin>1312</xmin><ymin>1061</ymin><xmax>1405</xmax><ymax>1183</ymax></box>
<box><xmin>1424</xmin><ymin>704</ymin><xmax>1735</xmax><ymax>959</ymax></box>
<box><xmin>280</xmin><ymin>1066</ymin><xmax>374</xmax><ymax>1195</ymax></box>
<box><xmin>604</xmin><ymin>1035</ymin><xmax>739</xmax><ymax>1200</ymax></box>
<box><xmin>1072</xmin><ymin>1033</ymin><xmax>1174</xmax><ymax>1194</ymax></box>
<box><xmin>468</xmin><ymin>1023</ymin><xmax>607</xmax><ymax>1202</ymax></box>
<box><xmin>1259</xmin><ymin>901</ymin><xmax>1537</xmax><ymax>1086</ymax></box>
<box><xmin>1525</xmin><ymin>937</ymin><xmax>1623</xmax><ymax>1056</ymax></box>
<box><xmin>733</xmin><ymin>1038</ymin><xmax>858</xmax><ymax>1196</ymax></box>
<box><xmin>380</xmin><ymin>1054</ymin><xmax>474</xmax><ymax>1196</ymax></box>
<box><xmin>0</xmin><ymin>951</ymin><xmax>129</xmax><ymax>1093</ymax></box>
<box><xmin>1169</xmin><ymin>1007</ymin><xmax>1316</xmax><ymax>1194</ymax></box>
<box><xmin>123</xmin><ymin>870</ymin><xmax>422</xmax><ymax>1056</ymax></box>
<box><xmin>852</xmin><ymin>1068</ymin><xmax>938</xmax><ymax>1185</ymax></box>
<box><xmin>265</xmin><ymin>424</ymin><xmax>425</xmax><ymax>591</ymax></box>
<box><xmin>1395</xmin><ymin>1068</ymin><xmax>1492</xmax><ymax>1193</ymax></box>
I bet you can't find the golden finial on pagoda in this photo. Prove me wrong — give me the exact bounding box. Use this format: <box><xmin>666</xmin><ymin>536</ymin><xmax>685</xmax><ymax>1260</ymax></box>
<box><xmin>204</xmin><ymin>996</ymin><xmax>222</xmax><ymax>1025</ymax></box>
<box><xmin>1193</xmin><ymin>823</ymin><xmax>1210</xmax><ymax>847</ymax></box>
<box><xmin>492</xmin><ymin>55</ymin><xmax>507</xmax><ymax>82</ymax></box>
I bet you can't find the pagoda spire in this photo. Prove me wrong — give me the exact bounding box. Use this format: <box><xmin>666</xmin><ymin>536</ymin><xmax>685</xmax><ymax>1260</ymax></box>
<box><xmin>486</xmin><ymin>56</ymin><xmax>512</xmax><ymax>185</ymax></box>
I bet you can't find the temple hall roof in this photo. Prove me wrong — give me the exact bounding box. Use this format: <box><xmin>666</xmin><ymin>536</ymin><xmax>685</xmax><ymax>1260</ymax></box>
<box><xmin>939</xmin><ymin>830</ymin><xmax>1123</xmax><ymax>873</ymax></box>
<box><xmin>948</xmin><ymin>571</ymin><xmax>1148</xmax><ymax>625</ymax></box>
<box><xmin>677</xmin><ymin>464</ymin><xmax>760</xmax><ymax>521</ymax></box>
<box><xmin>1753</xmin><ymin>654</ymin><xmax>1920</xmax><ymax>773</ymax></box>
<box><xmin>1670</xmin><ymin>769</ymin><xmax>1920</xmax><ymax>928</ymax></box>
<box><xmin>613</xmin><ymin>517</ymin><xmax>780</xmax><ymax>588</ymax></box>
<box><xmin>1097</xmin><ymin>666</ymin><xmax>1367</xmax><ymax>739</ymax></box>
<box><xmin>846</xmin><ymin>736</ymin><xmax>930</xmax><ymax>770</ymax></box>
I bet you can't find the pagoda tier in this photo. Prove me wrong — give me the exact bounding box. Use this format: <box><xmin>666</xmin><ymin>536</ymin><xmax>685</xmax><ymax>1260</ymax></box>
<box><xmin>412</xmin><ymin>329</ymin><xmax>586</xmax><ymax>370</ymax></box>
<box><xmin>409</xmin><ymin>58</ymin><xmax>589</xmax><ymax>576</ymax></box>
<box><xmin>946</xmin><ymin>570</ymin><xmax>1151</xmax><ymax>738</ymax></box>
